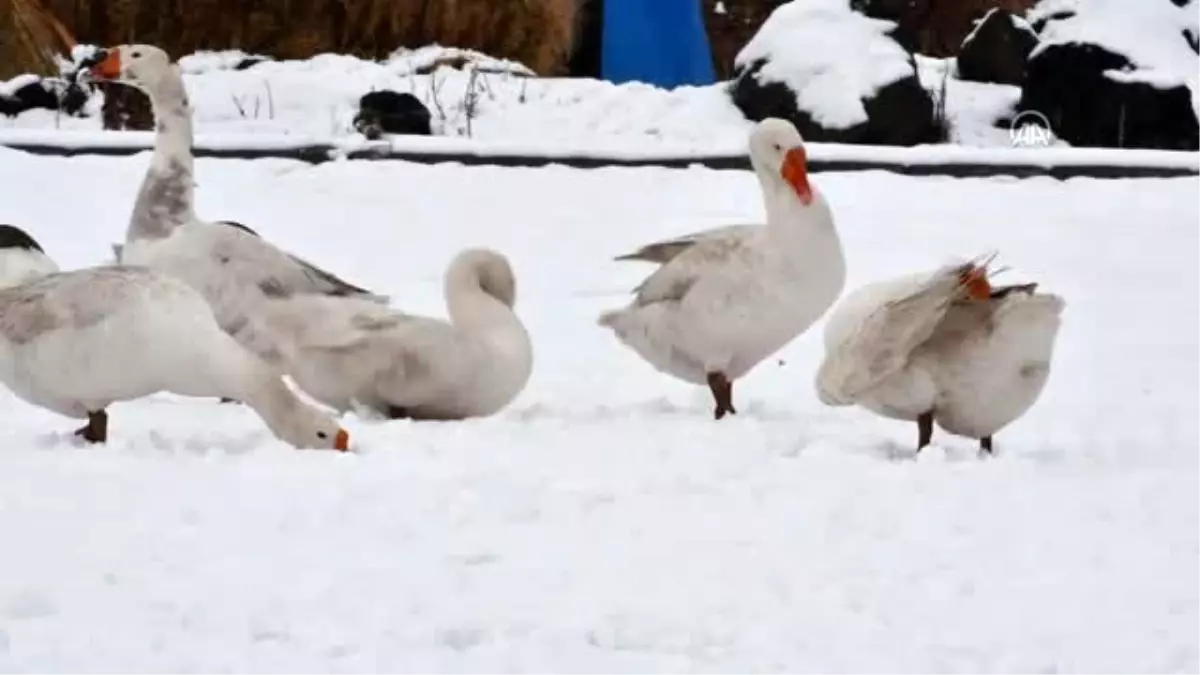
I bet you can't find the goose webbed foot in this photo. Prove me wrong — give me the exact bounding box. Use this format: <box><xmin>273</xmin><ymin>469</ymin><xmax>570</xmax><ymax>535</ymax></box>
<box><xmin>980</xmin><ymin>435</ymin><xmax>994</xmax><ymax>455</ymax></box>
<box><xmin>73</xmin><ymin>410</ymin><xmax>108</xmax><ymax>444</ymax></box>
<box><xmin>706</xmin><ymin>371</ymin><xmax>737</xmax><ymax>420</ymax></box>
<box><xmin>218</xmin><ymin>397</ymin><xmax>241</xmax><ymax>405</ymax></box>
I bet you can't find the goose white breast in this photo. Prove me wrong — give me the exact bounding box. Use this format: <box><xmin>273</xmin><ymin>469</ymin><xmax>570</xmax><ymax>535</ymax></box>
<box><xmin>598</xmin><ymin>117</ymin><xmax>845</xmax><ymax>419</ymax></box>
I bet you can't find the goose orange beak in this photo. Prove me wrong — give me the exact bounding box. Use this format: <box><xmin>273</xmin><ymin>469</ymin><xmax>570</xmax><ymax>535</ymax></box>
<box><xmin>334</xmin><ymin>428</ymin><xmax>350</xmax><ymax>452</ymax></box>
<box><xmin>90</xmin><ymin>49</ymin><xmax>121</xmax><ymax>80</ymax></box>
<box><xmin>781</xmin><ymin>147</ymin><xmax>813</xmax><ymax>205</ymax></box>
<box><xmin>961</xmin><ymin>266</ymin><xmax>992</xmax><ymax>300</ymax></box>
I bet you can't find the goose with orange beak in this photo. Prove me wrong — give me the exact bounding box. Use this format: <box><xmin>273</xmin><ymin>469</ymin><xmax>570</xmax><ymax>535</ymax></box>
<box><xmin>599</xmin><ymin>118</ymin><xmax>845</xmax><ymax>419</ymax></box>
<box><xmin>815</xmin><ymin>257</ymin><xmax>1065</xmax><ymax>455</ymax></box>
<box><xmin>84</xmin><ymin>44</ymin><xmax>385</xmax><ymax>381</ymax></box>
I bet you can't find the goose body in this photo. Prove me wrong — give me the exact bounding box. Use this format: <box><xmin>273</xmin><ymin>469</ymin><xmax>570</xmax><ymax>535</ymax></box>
<box><xmin>815</xmin><ymin>259</ymin><xmax>1065</xmax><ymax>453</ymax></box>
<box><xmin>88</xmin><ymin>45</ymin><xmax>384</xmax><ymax>367</ymax></box>
<box><xmin>257</xmin><ymin>248</ymin><xmax>532</xmax><ymax>420</ymax></box>
<box><xmin>0</xmin><ymin>225</ymin><xmax>349</xmax><ymax>450</ymax></box>
<box><xmin>599</xmin><ymin>118</ymin><xmax>845</xmax><ymax>418</ymax></box>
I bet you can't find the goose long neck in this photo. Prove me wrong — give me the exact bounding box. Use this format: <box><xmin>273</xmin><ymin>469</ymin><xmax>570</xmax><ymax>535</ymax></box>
<box><xmin>126</xmin><ymin>65</ymin><xmax>197</xmax><ymax>244</ymax></box>
<box><xmin>757</xmin><ymin>168</ymin><xmax>846</xmax><ymax>290</ymax></box>
<box><xmin>228</xmin><ymin>357</ymin><xmax>309</xmax><ymax>438</ymax></box>
<box><xmin>757</xmin><ymin>171</ymin><xmax>829</xmax><ymax>238</ymax></box>
<box><xmin>444</xmin><ymin>265</ymin><xmax>515</xmax><ymax>331</ymax></box>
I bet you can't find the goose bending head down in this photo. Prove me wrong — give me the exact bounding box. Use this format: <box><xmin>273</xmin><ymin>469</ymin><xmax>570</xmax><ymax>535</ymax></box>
<box><xmin>0</xmin><ymin>225</ymin><xmax>350</xmax><ymax>450</ymax></box>
<box><xmin>256</xmin><ymin>248</ymin><xmax>533</xmax><ymax>421</ymax></box>
<box><xmin>598</xmin><ymin>117</ymin><xmax>845</xmax><ymax>419</ymax></box>
<box><xmin>815</xmin><ymin>256</ymin><xmax>1065</xmax><ymax>455</ymax></box>
<box><xmin>86</xmin><ymin>44</ymin><xmax>386</xmax><ymax>377</ymax></box>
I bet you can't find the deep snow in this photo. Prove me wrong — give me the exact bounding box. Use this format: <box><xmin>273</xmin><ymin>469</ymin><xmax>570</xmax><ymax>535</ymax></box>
<box><xmin>0</xmin><ymin>146</ymin><xmax>1195</xmax><ymax>671</ymax></box>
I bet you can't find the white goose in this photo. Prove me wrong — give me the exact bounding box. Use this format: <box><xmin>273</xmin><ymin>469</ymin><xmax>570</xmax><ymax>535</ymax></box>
<box><xmin>599</xmin><ymin>118</ymin><xmax>845</xmax><ymax>418</ymax></box>
<box><xmin>87</xmin><ymin>44</ymin><xmax>385</xmax><ymax>368</ymax></box>
<box><xmin>255</xmin><ymin>248</ymin><xmax>532</xmax><ymax>420</ymax></box>
<box><xmin>815</xmin><ymin>258</ymin><xmax>1065</xmax><ymax>454</ymax></box>
<box><xmin>0</xmin><ymin>224</ymin><xmax>350</xmax><ymax>449</ymax></box>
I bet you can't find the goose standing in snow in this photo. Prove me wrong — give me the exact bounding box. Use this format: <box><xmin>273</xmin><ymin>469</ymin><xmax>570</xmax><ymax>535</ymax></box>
<box><xmin>255</xmin><ymin>248</ymin><xmax>532</xmax><ymax>420</ymax></box>
<box><xmin>815</xmin><ymin>258</ymin><xmax>1065</xmax><ymax>454</ymax></box>
<box><xmin>598</xmin><ymin>118</ymin><xmax>845</xmax><ymax>419</ymax></box>
<box><xmin>0</xmin><ymin>224</ymin><xmax>350</xmax><ymax>450</ymax></box>
<box><xmin>87</xmin><ymin>44</ymin><xmax>385</xmax><ymax>368</ymax></box>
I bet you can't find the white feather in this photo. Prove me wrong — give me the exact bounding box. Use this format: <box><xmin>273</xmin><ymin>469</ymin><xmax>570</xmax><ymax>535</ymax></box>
<box><xmin>815</xmin><ymin>260</ymin><xmax>1066</xmax><ymax>441</ymax></box>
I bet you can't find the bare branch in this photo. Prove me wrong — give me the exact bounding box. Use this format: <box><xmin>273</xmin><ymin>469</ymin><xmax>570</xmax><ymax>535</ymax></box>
<box><xmin>264</xmin><ymin>79</ymin><xmax>275</xmax><ymax>120</ymax></box>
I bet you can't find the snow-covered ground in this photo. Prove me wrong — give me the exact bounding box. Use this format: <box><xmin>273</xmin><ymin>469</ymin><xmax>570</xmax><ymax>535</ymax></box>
<box><xmin>0</xmin><ymin>146</ymin><xmax>1195</xmax><ymax>671</ymax></box>
<box><xmin>0</xmin><ymin>45</ymin><xmax>1024</xmax><ymax>153</ymax></box>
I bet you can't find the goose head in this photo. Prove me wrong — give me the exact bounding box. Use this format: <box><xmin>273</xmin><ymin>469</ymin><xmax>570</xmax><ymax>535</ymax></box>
<box><xmin>271</xmin><ymin>401</ymin><xmax>350</xmax><ymax>452</ymax></box>
<box><xmin>87</xmin><ymin>44</ymin><xmax>174</xmax><ymax>92</ymax></box>
<box><xmin>0</xmin><ymin>225</ymin><xmax>59</xmax><ymax>289</ymax></box>
<box><xmin>959</xmin><ymin>265</ymin><xmax>993</xmax><ymax>301</ymax></box>
<box><xmin>748</xmin><ymin>118</ymin><xmax>814</xmax><ymax>206</ymax></box>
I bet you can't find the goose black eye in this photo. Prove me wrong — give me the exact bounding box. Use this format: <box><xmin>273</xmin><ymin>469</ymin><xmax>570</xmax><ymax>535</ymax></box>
<box><xmin>132</xmin><ymin>50</ymin><xmax>142</xmax><ymax>59</ymax></box>
<box><xmin>317</xmin><ymin>431</ymin><xmax>328</xmax><ymax>439</ymax></box>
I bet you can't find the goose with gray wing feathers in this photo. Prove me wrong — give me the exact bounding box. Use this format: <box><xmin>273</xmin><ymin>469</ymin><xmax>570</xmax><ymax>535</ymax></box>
<box><xmin>599</xmin><ymin>118</ymin><xmax>845</xmax><ymax>419</ymax></box>
<box><xmin>815</xmin><ymin>257</ymin><xmax>1065</xmax><ymax>455</ymax></box>
<box><xmin>255</xmin><ymin>248</ymin><xmax>533</xmax><ymax>421</ymax></box>
<box><xmin>0</xmin><ymin>224</ymin><xmax>350</xmax><ymax>450</ymax></box>
<box><xmin>87</xmin><ymin>44</ymin><xmax>385</xmax><ymax>371</ymax></box>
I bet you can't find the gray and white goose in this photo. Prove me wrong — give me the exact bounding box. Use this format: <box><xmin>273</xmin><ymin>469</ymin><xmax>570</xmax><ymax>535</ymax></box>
<box><xmin>815</xmin><ymin>257</ymin><xmax>1065</xmax><ymax>455</ymax></box>
<box><xmin>87</xmin><ymin>44</ymin><xmax>386</xmax><ymax>369</ymax></box>
<box><xmin>0</xmin><ymin>224</ymin><xmax>350</xmax><ymax>450</ymax></box>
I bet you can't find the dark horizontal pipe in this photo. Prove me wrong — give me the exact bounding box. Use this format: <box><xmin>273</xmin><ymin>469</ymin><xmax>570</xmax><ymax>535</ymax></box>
<box><xmin>2</xmin><ymin>142</ymin><xmax>1196</xmax><ymax>179</ymax></box>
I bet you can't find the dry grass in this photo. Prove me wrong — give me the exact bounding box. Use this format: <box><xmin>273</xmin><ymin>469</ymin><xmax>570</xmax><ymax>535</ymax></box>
<box><xmin>0</xmin><ymin>0</ymin><xmax>76</xmax><ymax>79</ymax></box>
<box><xmin>36</xmin><ymin>0</ymin><xmax>577</xmax><ymax>74</ymax></box>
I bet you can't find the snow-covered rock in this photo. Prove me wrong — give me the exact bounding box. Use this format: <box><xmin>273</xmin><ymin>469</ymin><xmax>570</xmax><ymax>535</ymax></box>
<box><xmin>353</xmin><ymin>90</ymin><xmax>432</xmax><ymax>139</ymax></box>
<box><xmin>729</xmin><ymin>0</ymin><xmax>937</xmax><ymax>146</ymax></box>
<box><xmin>0</xmin><ymin>75</ymin><xmax>89</xmax><ymax>119</ymax></box>
<box><xmin>1017</xmin><ymin>0</ymin><xmax>1199</xmax><ymax>150</ymax></box>
<box><xmin>958</xmin><ymin>7</ymin><xmax>1040</xmax><ymax>86</ymax></box>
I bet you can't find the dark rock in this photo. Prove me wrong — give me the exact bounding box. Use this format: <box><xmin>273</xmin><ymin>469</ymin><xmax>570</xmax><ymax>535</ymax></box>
<box><xmin>729</xmin><ymin>0</ymin><xmax>936</xmax><ymax>147</ymax></box>
<box><xmin>731</xmin><ymin>61</ymin><xmax>937</xmax><ymax>145</ymax></box>
<box><xmin>100</xmin><ymin>83</ymin><xmax>154</xmax><ymax>131</ymax></box>
<box><xmin>1029</xmin><ymin>10</ymin><xmax>1074</xmax><ymax>34</ymax></box>
<box><xmin>0</xmin><ymin>77</ymin><xmax>91</xmax><ymax>118</ymax></box>
<box><xmin>233</xmin><ymin>56</ymin><xmax>269</xmax><ymax>71</ymax></box>
<box><xmin>852</xmin><ymin>0</ymin><xmax>1038</xmax><ymax>57</ymax></box>
<box><xmin>1016</xmin><ymin>42</ymin><xmax>1199</xmax><ymax>150</ymax></box>
<box><xmin>353</xmin><ymin>90</ymin><xmax>432</xmax><ymax>139</ymax></box>
<box><xmin>1184</xmin><ymin>27</ymin><xmax>1199</xmax><ymax>54</ymax></box>
<box><xmin>958</xmin><ymin>8</ymin><xmax>1039</xmax><ymax>85</ymax></box>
